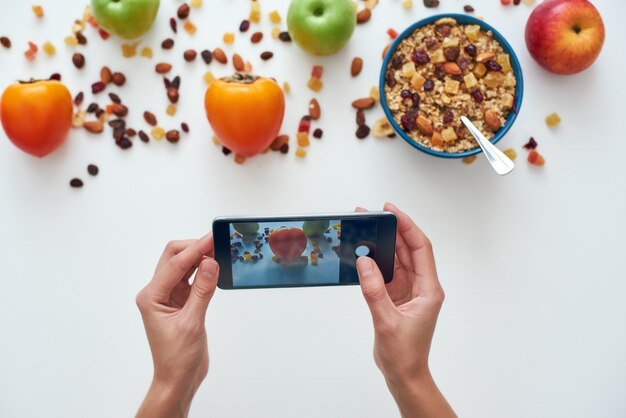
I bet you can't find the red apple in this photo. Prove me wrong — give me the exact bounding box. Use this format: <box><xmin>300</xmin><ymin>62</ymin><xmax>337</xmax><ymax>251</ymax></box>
<box><xmin>269</xmin><ymin>228</ymin><xmax>307</xmax><ymax>263</ymax></box>
<box><xmin>525</xmin><ymin>0</ymin><xmax>605</xmax><ymax>75</ymax></box>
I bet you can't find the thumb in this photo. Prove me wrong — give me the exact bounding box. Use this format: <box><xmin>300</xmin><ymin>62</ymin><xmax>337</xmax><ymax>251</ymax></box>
<box><xmin>357</xmin><ymin>256</ymin><xmax>395</xmax><ymax>325</ymax></box>
<box><xmin>184</xmin><ymin>258</ymin><xmax>219</xmax><ymax>318</ymax></box>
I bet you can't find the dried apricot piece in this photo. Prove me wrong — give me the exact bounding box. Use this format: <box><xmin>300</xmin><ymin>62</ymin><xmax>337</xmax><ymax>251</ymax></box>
<box><xmin>269</xmin><ymin>10</ymin><xmax>281</xmax><ymax>24</ymax></box>
<box><xmin>32</xmin><ymin>5</ymin><xmax>44</xmax><ymax>18</ymax></box>
<box><xmin>297</xmin><ymin>132</ymin><xmax>310</xmax><ymax>147</ymax></box>
<box><xmin>223</xmin><ymin>32</ymin><xmax>235</xmax><ymax>44</ymax></box>
<box><xmin>527</xmin><ymin>150</ymin><xmax>545</xmax><ymax>166</ymax></box>
<box><xmin>121</xmin><ymin>43</ymin><xmax>138</xmax><ymax>58</ymax></box>
<box><xmin>311</xmin><ymin>65</ymin><xmax>324</xmax><ymax>79</ymax></box>
<box><xmin>184</xmin><ymin>21</ymin><xmax>197</xmax><ymax>35</ymax></box>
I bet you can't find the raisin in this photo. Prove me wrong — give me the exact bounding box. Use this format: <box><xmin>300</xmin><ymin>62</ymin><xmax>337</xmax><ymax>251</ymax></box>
<box><xmin>471</xmin><ymin>90</ymin><xmax>484</xmax><ymax>103</ymax></box>
<box><xmin>412</xmin><ymin>49</ymin><xmax>430</xmax><ymax>65</ymax></box>
<box><xmin>423</xmin><ymin>79</ymin><xmax>434</xmax><ymax>91</ymax></box>
<box><xmin>442</xmin><ymin>109</ymin><xmax>454</xmax><ymax>124</ymax></box>
<box><xmin>486</xmin><ymin>60</ymin><xmax>502</xmax><ymax>72</ymax></box>
<box><xmin>523</xmin><ymin>137</ymin><xmax>538</xmax><ymax>150</ymax></box>
<box><xmin>435</xmin><ymin>24</ymin><xmax>451</xmax><ymax>38</ymax></box>
<box><xmin>70</xmin><ymin>178</ymin><xmax>83</xmax><ymax>188</ymax></box>
<box><xmin>391</xmin><ymin>55</ymin><xmax>403</xmax><ymax>69</ymax></box>
<box><xmin>87</xmin><ymin>164</ymin><xmax>99</xmax><ymax>176</ymax></box>
<box><xmin>444</xmin><ymin>47</ymin><xmax>460</xmax><ymax>62</ymax></box>
<box><xmin>356</xmin><ymin>125</ymin><xmax>370</xmax><ymax>139</ymax></box>
<box><xmin>464</xmin><ymin>44</ymin><xmax>477</xmax><ymax>57</ymax></box>
<box><xmin>424</xmin><ymin>0</ymin><xmax>440</xmax><ymax>7</ymax></box>
<box><xmin>400</xmin><ymin>89</ymin><xmax>411</xmax><ymax>99</ymax></box>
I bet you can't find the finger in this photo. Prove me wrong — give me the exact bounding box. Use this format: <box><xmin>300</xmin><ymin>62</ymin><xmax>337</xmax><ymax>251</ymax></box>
<box><xmin>384</xmin><ymin>202</ymin><xmax>441</xmax><ymax>294</ymax></box>
<box><xmin>357</xmin><ymin>256</ymin><xmax>396</xmax><ymax>325</ymax></box>
<box><xmin>183</xmin><ymin>258</ymin><xmax>219</xmax><ymax>318</ymax></box>
<box><xmin>156</xmin><ymin>239</ymin><xmax>196</xmax><ymax>271</ymax></box>
<box><xmin>354</xmin><ymin>206</ymin><xmax>368</xmax><ymax>212</ymax></box>
<box><xmin>150</xmin><ymin>233</ymin><xmax>214</xmax><ymax>300</ymax></box>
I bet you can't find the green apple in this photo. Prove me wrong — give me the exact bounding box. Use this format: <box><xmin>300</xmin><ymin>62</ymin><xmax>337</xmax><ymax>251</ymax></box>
<box><xmin>287</xmin><ymin>0</ymin><xmax>356</xmax><ymax>56</ymax></box>
<box><xmin>302</xmin><ymin>220</ymin><xmax>330</xmax><ymax>238</ymax></box>
<box><xmin>91</xmin><ymin>0</ymin><xmax>160</xmax><ymax>39</ymax></box>
<box><xmin>234</xmin><ymin>222</ymin><xmax>259</xmax><ymax>236</ymax></box>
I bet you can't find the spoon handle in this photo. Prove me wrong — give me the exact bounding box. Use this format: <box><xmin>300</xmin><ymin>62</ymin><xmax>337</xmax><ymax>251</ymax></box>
<box><xmin>461</xmin><ymin>116</ymin><xmax>515</xmax><ymax>176</ymax></box>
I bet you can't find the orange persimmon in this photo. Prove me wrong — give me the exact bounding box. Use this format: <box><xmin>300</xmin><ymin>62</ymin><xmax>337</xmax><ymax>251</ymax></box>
<box><xmin>1</xmin><ymin>79</ymin><xmax>72</xmax><ymax>157</ymax></box>
<box><xmin>204</xmin><ymin>73</ymin><xmax>285</xmax><ymax>157</ymax></box>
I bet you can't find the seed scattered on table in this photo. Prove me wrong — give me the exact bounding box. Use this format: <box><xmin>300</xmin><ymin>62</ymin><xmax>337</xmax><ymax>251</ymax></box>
<box><xmin>166</xmin><ymin>130</ymin><xmax>180</xmax><ymax>143</ymax></box>
<box><xmin>356</xmin><ymin>125</ymin><xmax>370</xmax><ymax>139</ymax></box>
<box><xmin>138</xmin><ymin>130</ymin><xmax>150</xmax><ymax>143</ymax></box>
<box><xmin>91</xmin><ymin>82</ymin><xmax>106</xmax><ymax>94</ymax></box>
<box><xmin>251</xmin><ymin>32</ymin><xmax>263</xmax><ymax>43</ymax></box>
<box><xmin>111</xmin><ymin>72</ymin><xmax>126</xmax><ymax>86</ymax></box>
<box><xmin>351</xmin><ymin>57</ymin><xmax>363</xmax><ymax>77</ymax></box>
<box><xmin>87</xmin><ymin>164</ymin><xmax>99</xmax><ymax>176</ymax></box>
<box><xmin>155</xmin><ymin>63</ymin><xmax>172</xmax><ymax>74</ymax></box>
<box><xmin>183</xmin><ymin>49</ymin><xmax>197</xmax><ymax>61</ymax></box>
<box><xmin>144</xmin><ymin>111</ymin><xmax>157</xmax><ymax>126</ymax></box>
<box><xmin>213</xmin><ymin>48</ymin><xmax>227</xmax><ymax>64</ymax></box>
<box><xmin>201</xmin><ymin>49</ymin><xmax>212</xmax><ymax>64</ymax></box>
<box><xmin>240</xmin><ymin>19</ymin><xmax>250</xmax><ymax>32</ymax></box>
<box><xmin>74</xmin><ymin>92</ymin><xmax>84</xmax><ymax>106</ymax></box>
<box><xmin>72</xmin><ymin>52</ymin><xmax>85</xmax><ymax>68</ymax></box>
<box><xmin>260</xmin><ymin>51</ymin><xmax>273</xmax><ymax>60</ymax></box>
<box><xmin>161</xmin><ymin>38</ymin><xmax>174</xmax><ymax>49</ymax></box>
<box><xmin>178</xmin><ymin>3</ymin><xmax>190</xmax><ymax>19</ymax></box>
<box><xmin>464</xmin><ymin>5</ymin><xmax>474</xmax><ymax>12</ymax></box>
<box><xmin>1</xmin><ymin>36</ymin><xmax>11</xmax><ymax>49</ymax></box>
<box><xmin>70</xmin><ymin>178</ymin><xmax>83</xmax><ymax>188</ymax></box>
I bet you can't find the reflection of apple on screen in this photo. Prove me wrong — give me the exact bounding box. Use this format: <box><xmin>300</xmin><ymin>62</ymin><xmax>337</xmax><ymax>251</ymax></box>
<box><xmin>229</xmin><ymin>220</ymin><xmax>341</xmax><ymax>287</ymax></box>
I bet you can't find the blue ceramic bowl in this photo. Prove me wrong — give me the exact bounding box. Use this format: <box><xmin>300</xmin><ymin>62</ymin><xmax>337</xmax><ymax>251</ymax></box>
<box><xmin>379</xmin><ymin>14</ymin><xmax>524</xmax><ymax>159</ymax></box>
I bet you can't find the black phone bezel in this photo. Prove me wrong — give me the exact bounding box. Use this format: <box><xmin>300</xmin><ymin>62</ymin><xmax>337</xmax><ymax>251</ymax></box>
<box><xmin>212</xmin><ymin>211</ymin><xmax>397</xmax><ymax>290</ymax></box>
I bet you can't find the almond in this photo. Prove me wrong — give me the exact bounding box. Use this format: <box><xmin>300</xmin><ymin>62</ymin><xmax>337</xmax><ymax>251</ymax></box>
<box><xmin>443</xmin><ymin>62</ymin><xmax>462</xmax><ymax>75</ymax></box>
<box><xmin>351</xmin><ymin>57</ymin><xmax>363</xmax><ymax>77</ymax></box>
<box><xmin>155</xmin><ymin>63</ymin><xmax>172</xmax><ymax>74</ymax></box>
<box><xmin>213</xmin><ymin>48</ymin><xmax>227</xmax><ymax>64</ymax></box>
<box><xmin>484</xmin><ymin>110</ymin><xmax>501</xmax><ymax>131</ymax></box>
<box><xmin>351</xmin><ymin>97</ymin><xmax>376</xmax><ymax>110</ymax></box>
<box><xmin>356</xmin><ymin>8</ymin><xmax>371</xmax><ymax>24</ymax></box>
<box><xmin>112</xmin><ymin>104</ymin><xmax>128</xmax><ymax>117</ymax></box>
<box><xmin>84</xmin><ymin>121</ymin><xmax>104</xmax><ymax>134</ymax></box>
<box><xmin>232</xmin><ymin>53</ymin><xmax>244</xmax><ymax>71</ymax></box>
<box><xmin>100</xmin><ymin>66</ymin><xmax>112</xmax><ymax>84</ymax></box>
<box><xmin>476</xmin><ymin>52</ymin><xmax>495</xmax><ymax>63</ymax></box>
<box><xmin>309</xmin><ymin>98</ymin><xmax>321</xmax><ymax>120</ymax></box>
<box><xmin>372</xmin><ymin>117</ymin><xmax>394</xmax><ymax>138</ymax></box>
<box><xmin>415</xmin><ymin>116</ymin><xmax>434</xmax><ymax>136</ymax></box>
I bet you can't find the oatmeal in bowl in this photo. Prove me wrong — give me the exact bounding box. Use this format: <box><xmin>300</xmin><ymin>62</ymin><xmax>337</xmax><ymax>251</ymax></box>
<box><xmin>380</xmin><ymin>14</ymin><xmax>524</xmax><ymax>158</ymax></box>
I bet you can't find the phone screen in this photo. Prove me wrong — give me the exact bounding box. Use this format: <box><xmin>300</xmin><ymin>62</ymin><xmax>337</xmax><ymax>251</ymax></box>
<box><xmin>213</xmin><ymin>212</ymin><xmax>396</xmax><ymax>289</ymax></box>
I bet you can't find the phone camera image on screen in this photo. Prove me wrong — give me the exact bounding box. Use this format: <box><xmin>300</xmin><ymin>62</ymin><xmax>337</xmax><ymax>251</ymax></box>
<box><xmin>229</xmin><ymin>220</ymin><xmax>343</xmax><ymax>287</ymax></box>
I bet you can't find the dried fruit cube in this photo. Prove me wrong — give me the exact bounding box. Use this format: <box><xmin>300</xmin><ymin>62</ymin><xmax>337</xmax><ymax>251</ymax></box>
<box><xmin>463</xmin><ymin>73</ymin><xmax>478</xmax><ymax>88</ymax></box>
<box><xmin>497</xmin><ymin>54</ymin><xmax>512</xmax><ymax>72</ymax></box>
<box><xmin>223</xmin><ymin>32</ymin><xmax>235</xmax><ymax>44</ymax></box>
<box><xmin>410</xmin><ymin>74</ymin><xmax>426</xmax><ymax>90</ymax></box>
<box><xmin>269</xmin><ymin>10</ymin><xmax>281</xmax><ymax>24</ymax></box>
<box><xmin>64</xmin><ymin>36</ymin><xmax>78</xmax><ymax>46</ymax></box>
<box><xmin>387</xmin><ymin>28</ymin><xmax>398</xmax><ymax>39</ymax></box>
<box><xmin>271</xmin><ymin>27</ymin><xmax>281</xmax><ymax>39</ymax></box>
<box><xmin>42</xmin><ymin>41</ymin><xmax>56</xmax><ymax>56</ymax></box>
<box><xmin>444</xmin><ymin>79</ymin><xmax>460</xmax><ymax>95</ymax></box>
<box><xmin>297</xmin><ymin>132</ymin><xmax>310</xmax><ymax>147</ymax></box>
<box><xmin>527</xmin><ymin>150</ymin><xmax>545</xmax><ymax>166</ymax></box>
<box><xmin>503</xmin><ymin>148</ymin><xmax>517</xmax><ymax>160</ymax></box>
<box><xmin>283</xmin><ymin>81</ymin><xmax>291</xmax><ymax>93</ymax></box>
<box><xmin>249</xmin><ymin>1</ymin><xmax>261</xmax><ymax>23</ymax></box>
<box><xmin>401</xmin><ymin>62</ymin><xmax>416</xmax><ymax>78</ymax></box>
<box><xmin>32</xmin><ymin>5</ymin><xmax>44</xmax><ymax>18</ymax></box>
<box><xmin>184</xmin><ymin>21</ymin><xmax>197</xmax><ymax>35</ymax></box>
<box><xmin>141</xmin><ymin>47</ymin><xmax>153</xmax><ymax>58</ymax></box>
<box><xmin>442</xmin><ymin>37</ymin><xmax>460</xmax><ymax>48</ymax></box>
<box><xmin>501</xmin><ymin>93</ymin><xmax>514</xmax><ymax>108</ymax></box>
<box><xmin>473</xmin><ymin>62</ymin><xmax>487</xmax><ymax>78</ymax></box>
<box><xmin>464</xmin><ymin>25</ymin><xmax>481</xmax><ymax>41</ymax></box>
<box><xmin>430</xmin><ymin>49</ymin><xmax>446</xmax><ymax>63</ymax></box>
<box><xmin>298</xmin><ymin>116</ymin><xmax>311</xmax><ymax>133</ymax></box>
<box><xmin>483</xmin><ymin>72</ymin><xmax>505</xmax><ymax>88</ymax></box>
<box><xmin>369</xmin><ymin>86</ymin><xmax>380</xmax><ymax>102</ymax></box>
<box><xmin>402</xmin><ymin>0</ymin><xmax>413</xmax><ymax>9</ymax></box>
<box><xmin>152</xmin><ymin>127</ymin><xmax>167</xmax><ymax>140</ymax></box>
<box><xmin>430</xmin><ymin>131</ymin><xmax>444</xmax><ymax>147</ymax></box>
<box><xmin>121</xmin><ymin>43</ymin><xmax>138</xmax><ymax>58</ymax></box>
<box><xmin>441</xmin><ymin>127</ymin><xmax>458</xmax><ymax>142</ymax></box>
<box><xmin>166</xmin><ymin>104</ymin><xmax>177</xmax><ymax>116</ymax></box>
<box><xmin>190</xmin><ymin>0</ymin><xmax>203</xmax><ymax>7</ymax></box>
<box><xmin>295</xmin><ymin>148</ymin><xmax>307</xmax><ymax>158</ymax></box>
<box><xmin>311</xmin><ymin>65</ymin><xmax>324</xmax><ymax>78</ymax></box>
<box><xmin>307</xmin><ymin>77</ymin><xmax>323</xmax><ymax>92</ymax></box>
<box><xmin>462</xmin><ymin>155</ymin><xmax>477</xmax><ymax>165</ymax></box>
<box><xmin>545</xmin><ymin>112</ymin><xmax>561</xmax><ymax>127</ymax></box>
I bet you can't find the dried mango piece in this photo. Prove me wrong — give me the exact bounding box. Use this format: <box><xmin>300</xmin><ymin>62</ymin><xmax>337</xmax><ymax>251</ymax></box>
<box><xmin>503</xmin><ymin>148</ymin><xmax>517</xmax><ymax>160</ymax></box>
<box><xmin>249</xmin><ymin>1</ymin><xmax>261</xmax><ymax>23</ymax></box>
<box><xmin>64</xmin><ymin>36</ymin><xmax>79</xmax><ymax>46</ymax></box>
<box><xmin>545</xmin><ymin>112</ymin><xmax>561</xmax><ymax>127</ymax></box>
<box><xmin>402</xmin><ymin>0</ymin><xmax>413</xmax><ymax>9</ymax></box>
<box><xmin>295</xmin><ymin>148</ymin><xmax>307</xmax><ymax>158</ymax></box>
<box><xmin>190</xmin><ymin>0</ymin><xmax>203</xmax><ymax>7</ymax></box>
<box><xmin>140</xmin><ymin>47</ymin><xmax>153</xmax><ymax>58</ymax></box>
<box><xmin>307</xmin><ymin>77</ymin><xmax>323</xmax><ymax>92</ymax></box>
<box><xmin>121</xmin><ymin>43</ymin><xmax>138</xmax><ymax>58</ymax></box>
<box><xmin>166</xmin><ymin>104</ymin><xmax>177</xmax><ymax>116</ymax></box>
<box><xmin>203</xmin><ymin>71</ymin><xmax>215</xmax><ymax>84</ymax></box>
<box><xmin>32</xmin><ymin>5</ymin><xmax>44</xmax><ymax>18</ymax></box>
<box><xmin>269</xmin><ymin>10</ymin><xmax>281</xmax><ymax>24</ymax></box>
<box><xmin>528</xmin><ymin>150</ymin><xmax>545</xmax><ymax>166</ymax></box>
<box><xmin>297</xmin><ymin>132</ymin><xmax>310</xmax><ymax>147</ymax></box>
<box><xmin>151</xmin><ymin>127</ymin><xmax>166</xmax><ymax>140</ymax></box>
<box><xmin>42</xmin><ymin>41</ymin><xmax>56</xmax><ymax>56</ymax></box>
<box><xmin>223</xmin><ymin>32</ymin><xmax>235</xmax><ymax>44</ymax></box>
<box><xmin>184</xmin><ymin>21</ymin><xmax>197</xmax><ymax>35</ymax></box>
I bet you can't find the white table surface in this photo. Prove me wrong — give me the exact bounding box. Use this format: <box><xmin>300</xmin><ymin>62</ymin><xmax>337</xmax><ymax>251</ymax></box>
<box><xmin>1</xmin><ymin>1</ymin><xmax>625</xmax><ymax>417</ymax></box>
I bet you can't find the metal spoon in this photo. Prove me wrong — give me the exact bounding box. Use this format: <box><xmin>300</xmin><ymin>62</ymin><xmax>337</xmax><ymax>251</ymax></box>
<box><xmin>461</xmin><ymin>116</ymin><xmax>515</xmax><ymax>176</ymax></box>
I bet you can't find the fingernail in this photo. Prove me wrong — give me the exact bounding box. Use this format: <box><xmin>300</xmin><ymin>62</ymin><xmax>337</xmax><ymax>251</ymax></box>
<box><xmin>201</xmin><ymin>259</ymin><xmax>218</xmax><ymax>277</ymax></box>
<box><xmin>356</xmin><ymin>256</ymin><xmax>374</xmax><ymax>277</ymax></box>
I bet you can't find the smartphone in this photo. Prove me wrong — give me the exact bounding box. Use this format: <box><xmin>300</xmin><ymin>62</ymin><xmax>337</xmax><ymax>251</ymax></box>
<box><xmin>212</xmin><ymin>212</ymin><xmax>397</xmax><ymax>289</ymax></box>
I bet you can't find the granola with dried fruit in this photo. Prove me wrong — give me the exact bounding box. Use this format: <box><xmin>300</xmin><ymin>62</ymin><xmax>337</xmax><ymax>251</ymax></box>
<box><xmin>384</xmin><ymin>17</ymin><xmax>517</xmax><ymax>153</ymax></box>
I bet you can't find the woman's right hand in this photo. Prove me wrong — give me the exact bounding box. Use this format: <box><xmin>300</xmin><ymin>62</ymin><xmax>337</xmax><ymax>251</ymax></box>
<box><xmin>356</xmin><ymin>203</ymin><xmax>456</xmax><ymax>418</ymax></box>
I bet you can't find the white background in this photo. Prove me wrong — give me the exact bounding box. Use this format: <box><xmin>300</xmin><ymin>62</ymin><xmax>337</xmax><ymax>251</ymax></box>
<box><xmin>1</xmin><ymin>0</ymin><xmax>625</xmax><ymax>417</ymax></box>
